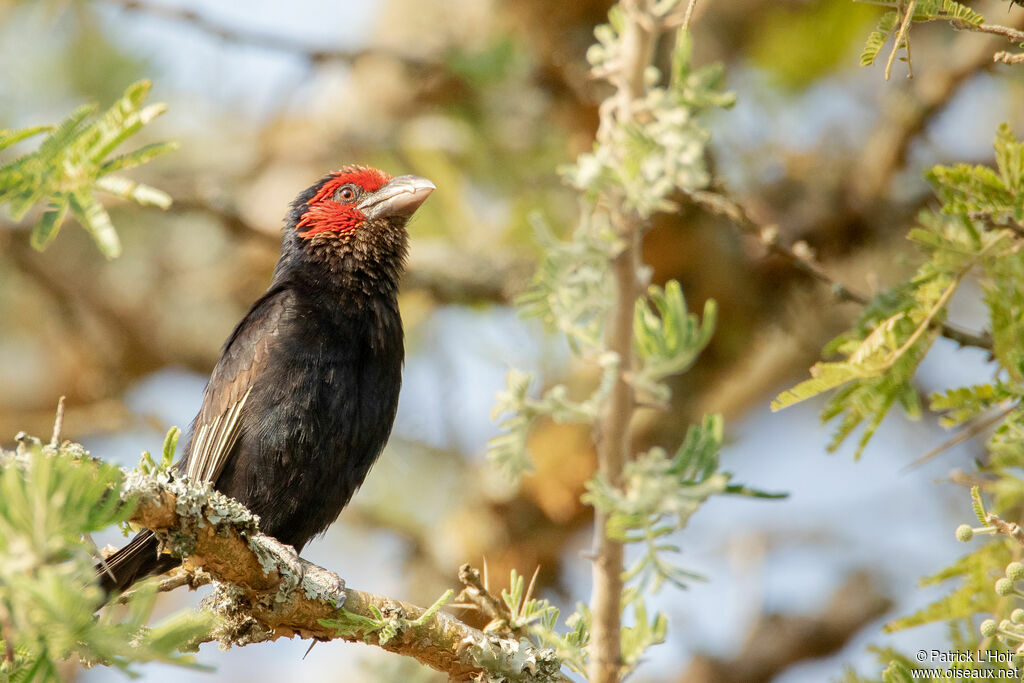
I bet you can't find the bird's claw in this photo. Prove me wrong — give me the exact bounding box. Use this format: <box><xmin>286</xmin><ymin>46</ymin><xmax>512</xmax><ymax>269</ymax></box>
<box><xmin>249</xmin><ymin>534</ymin><xmax>304</xmax><ymax>595</ymax></box>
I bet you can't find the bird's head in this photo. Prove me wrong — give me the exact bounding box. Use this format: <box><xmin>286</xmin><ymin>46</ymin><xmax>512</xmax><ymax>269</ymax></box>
<box><xmin>281</xmin><ymin>166</ymin><xmax>434</xmax><ymax>284</ymax></box>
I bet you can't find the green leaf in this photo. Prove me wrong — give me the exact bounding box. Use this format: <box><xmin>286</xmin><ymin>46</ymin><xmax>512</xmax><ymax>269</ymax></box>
<box><xmin>85</xmin><ymin>80</ymin><xmax>162</xmax><ymax>163</ymax></box>
<box><xmin>69</xmin><ymin>190</ymin><xmax>121</xmax><ymax>258</ymax></box>
<box><xmin>633</xmin><ymin>280</ymin><xmax>716</xmax><ymax>402</ymax></box>
<box><xmin>860</xmin><ymin>11</ymin><xmax>898</xmax><ymax>67</ymax></box>
<box><xmin>0</xmin><ymin>126</ymin><xmax>51</xmax><ymax>152</ymax></box>
<box><xmin>29</xmin><ymin>197</ymin><xmax>70</xmax><ymax>252</ymax></box>
<box><xmin>0</xmin><ymin>437</ymin><xmax>213</xmax><ymax>675</ymax></box>
<box><xmin>95</xmin><ymin>175</ymin><xmax>173</xmax><ymax>208</ymax></box>
<box><xmin>884</xmin><ymin>540</ymin><xmax>1012</xmax><ymax>632</ymax></box>
<box><xmin>0</xmin><ymin>81</ymin><xmax>175</xmax><ymax>256</ymax></box>
<box><xmin>100</xmin><ymin>141</ymin><xmax>179</xmax><ymax>175</ymax></box>
<box><xmin>929</xmin><ymin>383</ymin><xmax>1014</xmax><ymax>428</ymax></box>
<box><xmin>771</xmin><ymin>360</ymin><xmax>869</xmax><ymax>411</ymax></box>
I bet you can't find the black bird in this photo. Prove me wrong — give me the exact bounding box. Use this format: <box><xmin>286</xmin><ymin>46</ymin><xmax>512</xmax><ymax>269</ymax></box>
<box><xmin>99</xmin><ymin>167</ymin><xmax>434</xmax><ymax>594</ymax></box>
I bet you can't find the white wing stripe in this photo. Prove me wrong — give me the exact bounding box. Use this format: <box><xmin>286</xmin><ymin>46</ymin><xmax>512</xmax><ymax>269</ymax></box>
<box><xmin>186</xmin><ymin>387</ymin><xmax>253</xmax><ymax>484</ymax></box>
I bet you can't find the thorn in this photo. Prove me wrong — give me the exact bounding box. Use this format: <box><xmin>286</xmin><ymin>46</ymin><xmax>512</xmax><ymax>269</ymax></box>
<box><xmin>50</xmin><ymin>395</ymin><xmax>66</xmax><ymax>447</ymax></box>
<box><xmin>524</xmin><ymin>565</ymin><xmax>541</xmax><ymax>610</ymax></box>
<box><xmin>303</xmin><ymin>640</ymin><xmax>319</xmax><ymax>660</ymax></box>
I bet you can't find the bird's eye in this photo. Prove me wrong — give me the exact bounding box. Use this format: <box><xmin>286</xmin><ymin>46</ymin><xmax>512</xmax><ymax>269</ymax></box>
<box><xmin>335</xmin><ymin>185</ymin><xmax>358</xmax><ymax>202</ymax></box>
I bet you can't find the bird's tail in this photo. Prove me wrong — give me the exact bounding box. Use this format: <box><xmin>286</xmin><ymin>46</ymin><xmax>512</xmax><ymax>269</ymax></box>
<box><xmin>95</xmin><ymin>529</ymin><xmax>178</xmax><ymax>597</ymax></box>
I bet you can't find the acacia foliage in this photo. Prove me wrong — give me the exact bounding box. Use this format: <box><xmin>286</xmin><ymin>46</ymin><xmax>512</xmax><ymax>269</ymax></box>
<box><xmin>0</xmin><ymin>80</ymin><xmax>175</xmax><ymax>258</ymax></box>
<box><xmin>0</xmin><ymin>432</ymin><xmax>213</xmax><ymax>682</ymax></box>
<box><xmin>486</xmin><ymin>5</ymin><xmax>779</xmax><ymax>675</ymax></box>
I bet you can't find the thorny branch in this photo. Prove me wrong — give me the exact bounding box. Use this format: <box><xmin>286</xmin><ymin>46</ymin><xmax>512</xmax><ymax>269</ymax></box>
<box><xmin>120</xmin><ymin>473</ymin><xmax>564</xmax><ymax>682</ymax></box>
<box><xmin>686</xmin><ymin>190</ymin><xmax>995</xmax><ymax>352</ymax></box>
<box><xmin>456</xmin><ymin>564</ymin><xmax>516</xmax><ymax>637</ymax></box>
<box><xmin>952</xmin><ymin>20</ymin><xmax>1024</xmax><ymax>44</ymax></box>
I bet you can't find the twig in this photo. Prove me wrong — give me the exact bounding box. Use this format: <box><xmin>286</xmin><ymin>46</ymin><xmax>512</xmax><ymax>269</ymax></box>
<box><xmin>986</xmin><ymin>511</ymin><xmax>1024</xmax><ymax>546</ymax></box>
<box><xmin>112</xmin><ymin>570</ymin><xmax>210</xmax><ymax>606</ymax></box>
<box><xmin>886</xmin><ymin>0</ymin><xmax>918</xmax><ymax>81</ymax></box>
<box><xmin>681</xmin><ymin>0</ymin><xmax>699</xmax><ymax>32</ymax></box>
<box><xmin>100</xmin><ymin>0</ymin><xmax>437</xmax><ymax>68</ymax></box>
<box><xmin>686</xmin><ymin>189</ymin><xmax>994</xmax><ymax>352</ymax></box>
<box><xmin>903</xmin><ymin>403</ymin><xmax>1017</xmax><ymax>471</ymax></box>
<box><xmin>158</xmin><ymin>569</ymin><xmax>209</xmax><ymax>593</ymax></box>
<box><xmin>951</xmin><ymin>21</ymin><xmax>1024</xmax><ymax>44</ymax></box>
<box><xmin>994</xmin><ymin>50</ymin><xmax>1024</xmax><ymax>64</ymax></box>
<box><xmin>120</xmin><ymin>474</ymin><xmax>563</xmax><ymax>681</ymax></box>
<box><xmin>456</xmin><ymin>564</ymin><xmax>514</xmax><ymax>637</ymax></box>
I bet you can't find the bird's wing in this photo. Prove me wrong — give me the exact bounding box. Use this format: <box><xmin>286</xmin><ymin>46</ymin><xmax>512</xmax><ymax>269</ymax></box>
<box><xmin>183</xmin><ymin>286</ymin><xmax>294</xmax><ymax>484</ymax></box>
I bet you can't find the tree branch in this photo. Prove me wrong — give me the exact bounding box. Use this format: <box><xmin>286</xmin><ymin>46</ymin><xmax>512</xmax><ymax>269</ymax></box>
<box><xmin>686</xmin><ymin>189</ymin><xmax>995</xmax><ymax>352</ymax></box>
<box><xmin>120</xmin><ymin>472</ymin><xmax>563</xmax><ymax>682</ymax></box>
<box><xmin>679</xmin><ymin>572</ymin><xmax>892</xmax><ymax>683</ymax></box>
<box><xmin>952</xmin><ymin>20</ymin><xmax>1024</xmax><ymax>44</ymax></box>
<box><xmin>587</xmin><ymin>2</ymin><xmax>660</xmax><ymax>680</ymax></box>
<box><xmin>100</xmin><ymin>0</ymin><xmax>439</xmax><ymax>68</ymax></box>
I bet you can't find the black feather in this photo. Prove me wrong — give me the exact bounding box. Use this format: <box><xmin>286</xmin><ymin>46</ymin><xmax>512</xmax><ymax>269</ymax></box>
<box><xmin>98</xmin><ymin>170</ymin><xmax>423</xmax><ymax>596</ymax></box>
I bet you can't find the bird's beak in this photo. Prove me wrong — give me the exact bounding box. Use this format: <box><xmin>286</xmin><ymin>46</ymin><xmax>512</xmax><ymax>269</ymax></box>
<box><xmin>358</xmin><ymin>175</ymin><xmax>435</xmax><ymax>220</ymax></box>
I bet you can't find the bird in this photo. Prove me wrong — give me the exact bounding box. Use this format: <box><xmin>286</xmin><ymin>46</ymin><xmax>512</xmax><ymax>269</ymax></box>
<box><xmin>97</xmin><ymin>166</ymin><xmax>435</xmax><ymax>594</ymax></box>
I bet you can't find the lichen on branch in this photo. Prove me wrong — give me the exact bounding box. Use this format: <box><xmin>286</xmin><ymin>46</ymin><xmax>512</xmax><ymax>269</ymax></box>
<box><xmin>121</xmin><ymin>469</ymin><xmax>564</xmax><ymax>681</ymax></box>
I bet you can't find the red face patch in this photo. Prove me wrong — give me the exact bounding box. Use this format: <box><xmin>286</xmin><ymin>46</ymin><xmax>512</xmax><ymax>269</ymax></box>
<box><xmin>297</xmin><ymin>166</ymin><xmax>392</xmax><ymax>239</ymax></box>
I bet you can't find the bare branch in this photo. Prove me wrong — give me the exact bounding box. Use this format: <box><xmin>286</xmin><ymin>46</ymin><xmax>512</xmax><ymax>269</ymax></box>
<box><xmin>952</xmin><ymin>20</ymin><xmax>1024</xmax><ymax>44</ymax></box>
<box><xmin>686</xmin><ymin>189</ymin><xmax>994</xmax><ymax>352</ymax></box>
<box><xmin>885</xmin><ymin>0</ymin><xmax>918</xmax><ymax>81</ymax></box>
<box><xmin>168</xmin><ymin>198</ymin><xmax>530</xmax><ymax>305</ymax></box>
<box><xmin>679</xmin><ymin>572</ymin><xmax>892</xmax><ymax>683</ymax></box>
<box><xmin>903</xmin><ymin>403</ymin><xmax>1017</xmax><ymax>471</ymax></box>
<box><xmin>100</xmin><ymin>0</ymin><xmax>438</xmax><ymax>68</ymax></box>
<box><xmin>994</xmin><ymin>50</ymin><xmax>1024</xmax><ymax>64</ymax></box>
<box><xmin>456</xmin><ymin>564</ymin><xmax>515</xmax><ymax>637</ymax></box>
<box><xmin>119</xmin><ymin>473</ymin><xmax>563</xmax><ymax>681</ymax></box>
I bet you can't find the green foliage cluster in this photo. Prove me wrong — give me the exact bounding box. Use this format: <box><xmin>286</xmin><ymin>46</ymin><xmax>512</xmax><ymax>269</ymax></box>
<box><xmin>486</xmin><ymin>4</ymin><xmax>776</xmax><ymax>673</ymax></box>
<box><xmin>773</xmin><ymin>124</ymin><xmax>1024</xmax><ymax>459</ymax></box>
<box><xmin>566</xmin><ymin>17</ymin><xmax>734</xmax><ymax>217</ymax></box>
<box><xmin>779</xmin><ymin>109</ymin><xmax>1024</xmax><ymax>681</ymax></box>
<box><xmin>0</xmin><ymin>80</ymin><xmax>176</xmax><ymax>258</ymax></box>
<box><xmin>0</xmin><ymin>432</ymin><xmax>213</xmax><ymax>682</ymax></box>
<box><xmin>585</xmin><ymin>415</ymin><xmax>781</xmax><ymax>591</ymax></box>
<box><xmin>488</xmin><ymin>27</ymin><xmax>732</xmax><ymax>475</ymax></box>
<box><xmin>859</xmin><ymin>0</ymin><xmax>984</xmax><ymax>69</ymax></box>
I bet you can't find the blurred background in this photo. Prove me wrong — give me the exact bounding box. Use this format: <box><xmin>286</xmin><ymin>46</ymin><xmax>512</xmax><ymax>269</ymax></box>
<box><xmin>2</xmin><ymin>0</ymin><xmax>1024</xmax><ymax>680</ymax></box>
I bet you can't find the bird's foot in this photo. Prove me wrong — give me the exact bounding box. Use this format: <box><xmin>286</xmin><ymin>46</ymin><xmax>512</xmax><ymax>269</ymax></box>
<box><xmin>248</xmin><ymin>534</ymin><xmax>304</xmax><ymax>600</ymax></box>
<box><xmin>298</xmin><ymin>562</ymin><xmax>346</xmax><ymax>608</ymax></box>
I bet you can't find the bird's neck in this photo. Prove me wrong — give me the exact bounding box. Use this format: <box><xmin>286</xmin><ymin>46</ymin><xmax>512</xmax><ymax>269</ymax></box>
<box><xmin>273</xmin><ymin>249</ymin><xmax>401</xmax><ymax>312</ymax></box>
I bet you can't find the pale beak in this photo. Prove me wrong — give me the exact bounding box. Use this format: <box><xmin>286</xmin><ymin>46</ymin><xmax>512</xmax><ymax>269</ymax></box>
<box><xmin>358</xmin><ymin>175</ymin><xmax>435</xmax><ymax>220</ymax></box>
